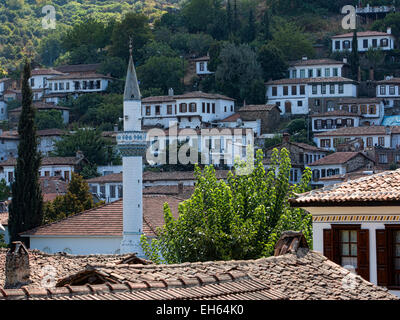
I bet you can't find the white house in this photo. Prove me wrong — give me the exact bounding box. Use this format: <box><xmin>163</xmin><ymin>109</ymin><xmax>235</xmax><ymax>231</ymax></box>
<box><xmin>8</xmin><ymin>102</ymin><xmax>70</xmax><ymax>125</ymax></box>
<box><xmin>29</xmin><ymin>68</ymin><xmax>64</xmax><ymax>101</ymax></box>
<box><xmin>376</xmin><ymin>77</ymin><xmax>400</xmax><ymax>109</ymax></box>
<box><xmin>266</xmin><ymin>77</ymin><xmax>358</xmax><ymax>115</ymax></box>
<box><xmin>193</xmin><ymin>55</ymin><xmax>213</xmax><ymax>76</ymax></box>
<box><xmin>308</xmin><ymin>151</ymin><xmax>375</xmax><ymax>187</ymax></box>
<box><xmin>290</xmin><ymin>169</ymin><xmax>400</xmax><ymax>296</ymax></box>
<box><xmin>313</xmin><ymin>126</ymin><xmax>395</xmax><ymax>151</ymax></box>
<box><xmin>0</xmin><ymin>154</ymin><xmax>87</xmax><ymax>186</ymax></box>
<box><xmin>287</xmin><ymin>58</ymin><xmax>350</xmax><ymax>79</ymax></box>
<box><xmin>331</xmin><ymin>29</ymin><xmax>395</xmax><ymax>53</ymax></box>
<box><xmin>311</xmin><ymin>110</ymin><xmax>361</xmax><ymax>133</ymax></box>
<box><xmin>141</xmin><ymin>91</ymin><xmax>235</xmax><ymax>129</ymax></box>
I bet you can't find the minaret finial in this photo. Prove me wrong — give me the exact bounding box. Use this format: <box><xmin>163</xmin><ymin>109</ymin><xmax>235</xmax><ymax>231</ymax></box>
<box><xmin>129</xmin><ymin>36</ymin><xmax>133</xmax><ymax>56</ymax></box>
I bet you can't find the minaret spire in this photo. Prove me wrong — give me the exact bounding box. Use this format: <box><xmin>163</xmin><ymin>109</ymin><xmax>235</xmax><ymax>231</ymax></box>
<box><xmin>124</xmin><ymin>36</ymin><xmax>141</xmax><ymax>101</ymax></box>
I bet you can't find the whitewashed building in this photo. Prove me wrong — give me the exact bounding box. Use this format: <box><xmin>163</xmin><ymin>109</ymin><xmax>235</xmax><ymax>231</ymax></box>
<box><xmin>290</xmin><ymin>169</ymin><xmax>400</xmax><ymax>296</ymax></box>
<box><xmin>376</xmin><ymin>77</ymin><xmax>400</xmax><ymax>109</ymax></box>
<box><xmin>142</xmin><ymin>91</ymin><xmax>235</xmax><ymax>129</ymax></box>
<box><xmin>193</xmin><ymin>55</ymin><xmax>213</xmax><ymax>76</ymax></box>
<box><xmin>331</xmin><ymin>29</ymin><xmax>395</xmax><ymax>53</ymax></box>
<box><xmin>288</xmin><ymin>58</ymin><xmax>350</xmax><ymax>79</ymax></box>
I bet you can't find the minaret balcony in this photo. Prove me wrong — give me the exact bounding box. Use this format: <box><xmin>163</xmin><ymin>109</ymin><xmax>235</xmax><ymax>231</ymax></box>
<box><xmin>117</xmin><ymin>131</ymin><xmax>146</xmax><ymax>145</ymax></box>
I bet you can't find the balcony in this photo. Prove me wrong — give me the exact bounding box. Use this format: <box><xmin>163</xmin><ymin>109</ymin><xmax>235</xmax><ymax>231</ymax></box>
<box><xmin>117</xmin><ymin>131</ymin><xmax>146</xmax><ymax>145</ymax></box>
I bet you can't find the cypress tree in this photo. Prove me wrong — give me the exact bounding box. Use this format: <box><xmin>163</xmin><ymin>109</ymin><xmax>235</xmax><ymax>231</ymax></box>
<box><xmin>263</xmin><ymin>8</ymin><xmax>271</xmax><ymax>41</ymax></box>
<box><xmin>245</xmin><ymin>8</ymin><xmax>256</xmax><ymax>43</ymax></box>
<box><xmin>8</xmin><ymin>61</ymin><xmax>43</xmax><ymax>245</ymax></box>
<box><xmin>350</xmin><ymin>29</ymin><xmax>360</xmax><ymax>80</ymax></box>
<box><xmin>233</xmin><ymin>0</ymin><xmax>239</xmax><ymax>36</ymax></box>
<box><xmin>226</xmin><ymin>0</ymin><xmax>232</xmax><ymax>35</ymax></box>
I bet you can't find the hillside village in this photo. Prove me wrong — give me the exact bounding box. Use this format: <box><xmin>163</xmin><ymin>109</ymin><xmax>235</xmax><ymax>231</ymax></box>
<box><xmin>2</xmin><ymin>0</ymin><xmax>400</xmax><ymax>302</ymax></box>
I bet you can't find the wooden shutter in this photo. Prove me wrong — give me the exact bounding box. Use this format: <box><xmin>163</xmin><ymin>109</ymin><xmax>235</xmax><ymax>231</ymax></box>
<box><xmin>357</xmin><ymin>229</ymin><xmax>370</xmax><ymax>281</ymax></box>
<box><xmin>323</xmin><ymin>229</ymin><xmax>333</xmax><ymax>261</ymax></box>
<box><xmin>376</xmin><ymin>229</ymin><xmax>389</xmax><ymax>286</ymax></box>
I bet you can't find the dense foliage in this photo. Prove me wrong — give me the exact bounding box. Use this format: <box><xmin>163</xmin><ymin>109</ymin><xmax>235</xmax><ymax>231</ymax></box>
<box><xmin>8</xmin><ymin>61</ymin><xmax>43</xmax><ymax>244</ymax></box>
<box><xmin>141</xmin><ymin>148</ymin><xmax>313</xmax><ymax>263</ymax></box>
<box><xmin>42</xmin><ymin>172</ymin><xmax>98</xmax><ymax>224</ymax></box>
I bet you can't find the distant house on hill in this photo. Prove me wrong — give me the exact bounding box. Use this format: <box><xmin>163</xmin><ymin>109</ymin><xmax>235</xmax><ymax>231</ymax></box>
<box><xmin>8</xmin><ymin>102</ymin><xmax>70</xmax><ymax>125</ymax></box>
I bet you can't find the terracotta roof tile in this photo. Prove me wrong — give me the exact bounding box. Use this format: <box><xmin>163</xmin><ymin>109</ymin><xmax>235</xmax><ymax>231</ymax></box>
<box><xmin>20</xmin><ymin>195</ymin><xmax>183</xmax><ymax>238</ymax></box>
<box><xmin>291</xmin><ymin>168</ymin><xmax>400</xmax><ymax>206</ymax></box>
<box><xmin>142</xmin><ymin>91</ymin><xmax>235</xmax><ymax>103</ymax></box>
<box><xmin>315</xmin><ymin>125</ymin><xmax>399</xmax><ymax>137</ymax></box>
<box><xmin>289</xmin><ymin>58</ymin><xmax>346</xmax><ymax>66</ymax></box>
<box><xmin>266</xmin><ymin>77</ymin><xmax>357</xmax><ymax>85</ymax></box>
<box><xmin>308</xmin><ymin>152</ymin><xmax>370</xmax><ymax>166</ymax></box>
<box><xmin>311</xmin><ymin>110</ymin><xmax>360</xmax><ymax>117</ymax></box>
<box><xmin>238</xmin><ymin>104</ymin><xmax>278</xmax><ymax>112</ymax></box>
<box><xmin>332</xmin><ymin>31</ymin><xmax>393</xmax><ymax>38</ymax></box>
<box><xmin>220</xmin><ymin>113</ymin><xmax>241</xmax><ymax>122</ymax></box>
<box><xmin>0</xmin><ymin>156</ymin><xmax>79</xmax><ymax>167</ymax></box>
<box><xmin>54</xmin><ymin>64</ymin><xmax>101</xmax><ymax>74</ymax></box>
<box><xmin>31</xmin><ymin>69</ymin><xmax>64</xmax><ymax>76</ymax></box>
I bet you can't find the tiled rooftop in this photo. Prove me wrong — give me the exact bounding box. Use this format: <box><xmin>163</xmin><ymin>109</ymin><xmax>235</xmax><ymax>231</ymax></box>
<box><xmin>0</xmin><ymin>156</ymin><xmax>79</xmax><ymax>167</ymax></box>
<box><xmin>142</xmin><ymin>91</ymin><xmax>235</xmax><ymax>103</ymax></box>
<box><xmin>308</xmin><ymin>152</ymin><xmax>370</xmax><ymax>166</ymax></box>
<box><xmin>238</xmin><ymin>104</ymin><xmax>278</xmax><ymax>112</ymax></box>
<box><xmin>290</xmin><ymin>169</ymin><xmax>400</xmax><ymax>206</ymax></box>
<box><xmin>289</xmin><ymin>58</ymin><xmax>345</xmax><ymax>66</ymax></box>
<box><xmin>20</xmin><ymin>195</ymin><xmax>183</xmax><ymax>238</ymax></box>
<box><xmin>332</xmin><ymin>31</ymin><xmax>392</xmax><ymax>38</ymax></box>
<box><xmin>311</xmin><ymin>110</ymin><xmax>360</xmax><ymax>117</ymax></box>
<box><xmin>314</xmin><ymin>125</ymin><xmax>400</xmax><ymax>137</ymax></box>
<box><xmin>266</xmin><ymin>77</ymin><xmax>357</xmax><ymax>85</ymax></box>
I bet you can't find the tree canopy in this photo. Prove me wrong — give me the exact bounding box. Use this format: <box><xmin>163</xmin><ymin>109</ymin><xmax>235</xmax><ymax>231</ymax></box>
<box><xmin>141</xmin><ymin>148</ymin><xmax>312</xmax><ymax>263</ymax></box>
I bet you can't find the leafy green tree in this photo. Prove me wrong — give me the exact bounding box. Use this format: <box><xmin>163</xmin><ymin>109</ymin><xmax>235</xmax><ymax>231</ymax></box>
<box><xmin>0</xmin><ymin>234</ymin><xmax>6</xmax><ymax>248</ymax></box>
<box><xmin>52</xmin><ymin>128</ymin><xmax>116</xmax><ymax>166</ymax></box>
<box><xmin>98</xmin><ymin>56</ymin><xmax>127</xmax><ymax>79</ymax></box>
<box><xmin>42</xmin><ymin>173</ymin><xmax>96</xmax><ymax>224</ymax></box>
<box><xmin>257</xmin><ymin>44</ymin><xmax>288</xmax><ymax>81</ymax></box>
<box><xmin>242</xmin><ymin>8</ymin><xmax>256</xmax><ymax>43</ymax></box>
<box><xmin>372</xmin><ymin>12</ymin><xmax>400</xmax><ymax>41</ymax></box>
<box><xmin>137</xmin><ymin>56</ymin><xmax>185</xmax><ymax>95</ymax></box>
<box><xmin>8</xmin><ymin>61</ymin><xmax>43</xmax><ymax>244</ymax></box>
<box><xmin>80</xmin><ymin>163</ymin><xmax>101</xmax><ymax>180</ymax></box>
<box><xmin>264</xmin><ymin>135</ymin><xmax>283</xmax><ymax>150</ymax></box>
<box><xmin>270</xmin><ymin>20</ymin><xmax>315</xmax><ymax>61</ymax></box>
<box><xmin>365</xmin><ymin>47</ymin><xmax>384</xmax><ymax>72</ymax></box>
<box><xmin>181</xmin><ymin>0</ymin><xmax>216</xmax><ymax>33</ymax></box>
<box><xmin>141</xmin><ymin>149</ymin><xmax>312</xmax><ymax>263</ymax></box>
<box><xmin>109</xmin><ymin>12</ymin><xmax>152</xmax><ymax>62</ymax></box>
<box><xmin>262</xmin><ymin>8</ymin><xmax>272</xmax><ymax>41</ymax></box>
<box><xmin>215</xmin><ymin>43</ymin><xmax>263</xmax><ymax>102</ymax></box>
<box><xmin>35</xmin><ymin>110</ymin><xmax>64</xmax><ymax>130</ymax></box>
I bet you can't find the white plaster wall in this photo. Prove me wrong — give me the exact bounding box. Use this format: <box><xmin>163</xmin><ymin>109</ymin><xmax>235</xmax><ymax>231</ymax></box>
<box><xmin>28</xmin><ymin>236</ymin><xmax>123</xmax><ymax>255</ymax></box>
<box><xmin>332</xmin><ymin>35</ymin><xmax>395</xmax><ymax>52</ymax></box>
<box><xmin>289</xmin><ymin>64</ymin><xmax>344</xmax><ymax>78</ymax></box>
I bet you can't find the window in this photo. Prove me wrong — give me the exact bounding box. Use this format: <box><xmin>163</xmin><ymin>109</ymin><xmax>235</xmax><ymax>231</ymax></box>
<box><xmin>321</xmin><ymin>84</ymin><xmax>326</xmax><ymax>94</ymax></box>
<box><xmin>202</xmin><ymin>102</ymin><xmax>206</xmax><ymax>113</ymax></box>
<box><xmin>300</xmin><ymin>85</ymin><xmax>305</xmax><ymax>95</ymax></box>
<box><xmin>49</xmin><ymin>83</ymin><xmax>53</xmax><ymax>90</ymax></box>
<box><xmin>346</xmin><ymin>118</ymin><xmax>353</xmax><ymax>127</ymax></box>
<box><xmin>379</xmin><ymin>153</ymin><xmax>388</xmax><ymax>163</ymax></box>
<box><xmin>380</xmin><ymin>85</ymin><xmax>386</xmax><ymax>95</ymax></box>
<box><xmin>291</xmin><ymin>86</ymin><xmax>297</xmax><ymax>95</ymax></box>
<box><xmin>326</xmin><ymin>119</ymin><xmax>332</xmax><ymax>129</ymax></box>
<box><xmin>167</xmin><ymin>105</ymin><xmax>173</xmax><ymax>114</ymax></box>
<box><xmin>212</xmin><ymin>103</ymin><xmax>215</xmax><ymax>114</ymax></box>
<box><xmin>330</xmin><ymin>84</ymin><xmax>335</xmax><ymax>94</ymax></box>
<box><xmin>333</xmin><ymin>138</ymin><xmax>340</xmax><ymax>147</ymax></box>
<box><xmin>74</xmin><ymin>81</ymin><xmax>80</xmax><ymax>90</ymax></box>
<box><xmin>272</xmin><ymin>87</ymin><xmax>277</xmax><ymax>96</ymax></box>
<box><xmin>339</xmin><ymin>229</ymin><xmax>358</xmax><ymax>269</ymax></box>
<box><xmin>66</xmin><ymin>82</ymin><xmax>70</xmax><ymax>90</ymax></box>
<box><xmin>199</xmin><ymin>62</ymin><xmax>205</xmax><ymax>71</ymax></box>
<box><xmin>300</xmin><ymin>69</ymin><xmax>305</xmax><ymax>78</ymax></box>
<box><xmin>315</xmin><ymin>119</ymin><xmax>322</xmax><ymax>129</ymax></box>
<box><xmin>89</xmin><ymin>81</ymin><xmax>94</xmax><ymax>90</ymax></box>
<box><xmin>110</xmin><ymin>185</ymin><xmax>116</xmax><ymax>198</ymax></box>
<box><xmin>378</xmin><ymin>137</ymin><xmax>385</xmax><ymax>146</ymax></box>
<box><xmin>314</xmin><ymin>99</ymin><xmax>321</xmax><ymax>107</ymax></box>
<box><xmin>369</xmin><ymin>105</ymin><xmax>376</xmax><ymax>114</ymax></box>
<box><xmin>283</xmin><ymin>86</ymin><xmax>288</xmax><ymax>96</ymax></box>
<box><xmin>64</xmin><ymin>171</ymin><xmax>70</xmax><ymax>181</ymax></box>
<box><xmin>333</xmin><ymin>68</ymin><xmax>338</xmax><ymax>77</ymax></box>
<box><xmin>367</xmin><ymin>137</ymin><xmax>373</xmax><ymax>147</ymax></box>
<box><xmin>155</xmin><ymin>105</ymin><xmax>160</xmax><ymax>115</ymax></box>
<box><xmin>100</xmin><ymin>185</ymin><xmax>106</xmax><ymax>197</ymax></box>
<box><xmin>189</xmin><ymin>103</ymin><xmax>196</xmax><ymax>113</ymax></box>
<box><xmin>30</xmin><ymin>78</ymin><xmax>35</xmax><ymax>87</ymax></box>
<box><xmin>179</xmin><ymin>103</ymin><xmax>187</xmax><ymax>113</ymax></box>
<box><xmin>389</xmin><ymin>86</ymin><xmax>395</xmax><ymax>95</ymax></box>
<box><xmin>381</xmin><ymin>38</ymin><xmax>388</xmax><ymax>47</ymax></box>
<box><xmin>207</xmin><ymin>103</ymin><xmax>210</xmax><ymax>113</ymax></box>
<box><xmin>8</xmin><ymin>172</ymin><xmax>13</xmax><ymax>183</ymax></box>
<box><xmin>297</xmin><ymin>101</ymin><xmax>303</xmax><ymax>107</ymax></box>
<box><xmin>317</xmin><ymin>68</ymin><xmax>322</xmax><ymax>77</ymax></box>
<box><xmin>96</xmin><ymin>80</ymin><xmax>101</xmax><ymax>89</ymax></box>
<box><xmin>145</xmin><ymin>106</ymin><xmax>151</xmax><ymax>116</ymax></box>
<box><xmin>91</xmin><ymin>185</ymin><xmax>98</xmax><ymax>194</ymax></box>
<box><xmin>312</xmin><ymin>85</ymin><xmax>317</xmax><ymax>94</ymax></box>
<box><xmin>363</xmin><ymin>39</ymin><xmax>368</xmax><ymax>48</ymax></box>
<box><xmin>308</xmin><ymin>69</ymin><xmax>313</xmax><ymax>78</ymax></box>
<box><xmin>372</xmin><ymin>39</ymin><xmax>378</xmax><ymax>48</ymax></box>
<box><xmin>82</xmin><ymin>81</ymin><xmax>87</xmax><ymax>90</ymax></box>
<box><xmin>351</xmin><ymin>105</ymin><xmax>358</xmax><ymax>113</ymax></box>
<box><xmin>320</xmin><ymin>139</ymin><xmax>331</xmax><ymax>148</ymax></box>
<box><xmin>325</xmin><ymin>68</ymin><xmax>330</xmax><ymax>77</ymax></box>
<box><xmin>335</xmin><ymin>41</ymin><xmax>340</xmax><ymax>50</ymax></box>
<box><xmin>54</xmin><ymin>83</ymin><xmax>58</xmax><ymax>91</ymax></box>
<box><xmin>343</xmin><ymin>40</ymin><xmax>351</xmax><ymax>49</ymax></box>
<box><xmin>361</xmin><ymin>105</ymin><xmax>367</xmax><ymax>114</ymax></box>
<box><xmin>118</xmin><ymin>185</ymin><xmax>123</xmax><ymax>198</ymax></box>
<box><xmin>338</xmin><ymin>84</ymin><xmax>344</xmax><ymax>94</ymax></box>
<box><xmin>292</xmin><ymin>70</ymin><xmax>297</xmax><ymax>78</ymax></box>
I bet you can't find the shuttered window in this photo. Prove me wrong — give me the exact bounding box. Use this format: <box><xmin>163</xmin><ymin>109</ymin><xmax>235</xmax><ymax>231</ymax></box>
<box><xmin>323</xmin><ymin>225</ymin><xmax>369</xmax><ymax>281</ymax></box>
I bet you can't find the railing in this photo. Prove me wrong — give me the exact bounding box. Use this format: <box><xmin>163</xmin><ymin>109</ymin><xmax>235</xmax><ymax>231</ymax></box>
<box><xmin>117</xmin><ymin>131</ymin><xmax>147</xmax><ymax>145</ymax></box>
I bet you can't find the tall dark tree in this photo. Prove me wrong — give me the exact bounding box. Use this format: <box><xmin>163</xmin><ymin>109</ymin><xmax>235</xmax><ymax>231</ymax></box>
<box><xmin>233</xmin><ymin>0</ymin><xmax>239</xmax><ymax>36</ymax></box>
<box><xmin>262</xmin><ymin>8</ymin><xmax>272</xmax><ymax>41</ymax></box>
<box><xmin>226</xmin><ymin>0</ymin><xmax>232</xmax><ymax>35</ymax></box>
<box><xmin>350</xmin><ymin>29</ymin><xmax>360</xmax><ymax>80</ymax></box>
<box><xmin>8</xmin><ymin>61</ymin><xmax>43</xmax><ymax>245</ymax></box>
<box><xmin>243</xmin><ymin>8</ymin><xmax>256</xmax><ymax>43</ymax></box>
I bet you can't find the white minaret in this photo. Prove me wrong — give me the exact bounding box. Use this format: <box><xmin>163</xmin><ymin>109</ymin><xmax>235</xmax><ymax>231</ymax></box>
<box><xmin>118</xmin><ymin>40</ymin><xmax>146</xmax><ymax>255</ymax></box>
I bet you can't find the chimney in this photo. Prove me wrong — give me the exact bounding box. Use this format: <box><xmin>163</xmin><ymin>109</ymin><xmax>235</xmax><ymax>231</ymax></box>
<box><xmin>274</xmin><ymin>231</ymin><xmax>309</xmax><ymax>256</ymax></box>
<box><xmin>387</xmin><ymin>27</ymin><xmax>392</xmax><ymax>34</ymax></box>
<box><xmin>369</xmin><ymin>67</ymin><xmax>374</xmax><ymax>81</ymax></box>
<box><xmin>168</xmin><ymin>88</ymin><xmax>174</xmax><ymax>96</ymax></box>
<box><xmin>302</xmin><ymin>56</ymin><xmax>308</xmax><ymax>61</ymax></box>
<box><xmin>343</xmin><ymin>57</ymin><xmax>348</xmax><ymax>64</ymax></box>
<box><xmin>178</xmin><ymin>182</ymin><xmax>183</xmax><ymax>194</ymax></box>
<box><xmin>5</xmin><ymin>241</ymin><xmax>30</xmax><ymax>289</ymax></box>
<box><xmin>282</xmin><ymin>132</ymin><xmax>290</xmax><ymax>143</ymax></box>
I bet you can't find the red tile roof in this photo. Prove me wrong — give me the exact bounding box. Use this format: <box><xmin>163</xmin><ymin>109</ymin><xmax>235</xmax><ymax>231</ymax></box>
<box><xmin>377</xmin><ymin>77</ymin><xmax>400</xmax><ymax>84</ymax></box>
<box><xmin>54</xmin><ymin>64</ymin><xmax>101</xmax><ymax>74</ymax></box>
<box><xmin>220</xmin><ymin>113</ymin><xmax>241</xmax><ymax>122</ymax></box>
<box><xmin>8</xmin><ymin>102</ymin><xmax>70</xmax><ymax>113</ymax></box>
<box><xmin>142</xmin><ymin>91</ymin><xmax>235</xmax><ymax>103</ymax></box>
<box><xmin>311</xmin><ymin>110</ymin><xmax>360</xmax><ymax>117</ymax></box>
<box><xmin>308</xmin><ymin>152</ymin><xmax>370</xmax><ymax>166</ymax></box>
<box><xmin>0</xmin><ymin>157</ymin><xmax>79</xmax><ymax>167</ymax></box>
<box><xmin>315</xmin><ymin>125</ymin><xmax>400</xmax><ymax>137</ymax></box>
<box><xmin>31</xmin><ymin>69</ymin><xmax>64</xmax><ymax>76</ymax></box>
<box><xmin>332</xmin><ymin>31</ymin><xmax>393</xmax><ymax>38</ymax></box>
<box><xmin>86</xmin><ymin>173</ymin><xmax>122</xmax><ymax>183</ymax></box>
<box><xmin>238</xmin><ymin>104</ymin><xmax>278</xmax><ymax>112</ymax></box>
<box><xmin>49</xmin><ymin>73</ymin><xmax>113</xmax><ymax>80</ymax></box>
<box><xmin>290</xmin><ymin>169</ymin><xmax>400</xmax><ymax>206</ymax></box>
<box><xmin>192</xmin><ymin>55</ymin><xmax>211</xmax><ymax>62</ymax></box>
<box><xmin>20</xmin><ymin>195</ymin><xmax>183</xmax><ymax>238</ymax></box>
